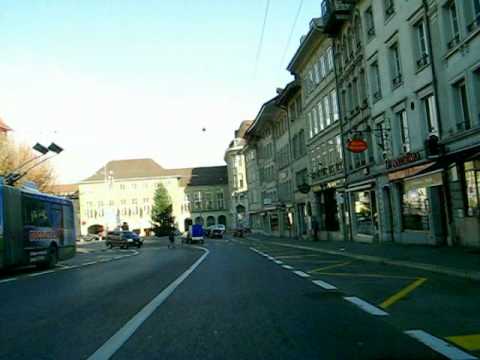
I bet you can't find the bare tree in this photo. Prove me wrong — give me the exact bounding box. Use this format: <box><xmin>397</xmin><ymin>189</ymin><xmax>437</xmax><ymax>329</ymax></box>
<box><xmin>0</xmin><ymin>138</ymin><xmax>57</xmax><ymax>191</ymax></box>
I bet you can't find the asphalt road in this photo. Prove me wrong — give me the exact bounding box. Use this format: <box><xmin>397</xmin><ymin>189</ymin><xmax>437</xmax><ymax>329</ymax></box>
<box><xmin>1</xmin><ymin>237</ymin><xmax>474</xmax><ymax>359</ymax></box>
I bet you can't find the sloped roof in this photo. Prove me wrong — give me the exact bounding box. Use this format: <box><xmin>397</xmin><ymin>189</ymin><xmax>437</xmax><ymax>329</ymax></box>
<box><xmin>235</xmin><ymin>120</ymin><xmax>253</xmax><ymax>139</ymax></box>
<box><xmin>83</xmin><ymin>159</ymin><xmax>165</xmax><ymax>182</ymax></box>
<box><xmin>82</xmin><ymin>158</ymin><xmax>228</xmax><ymax>187</ymax></box>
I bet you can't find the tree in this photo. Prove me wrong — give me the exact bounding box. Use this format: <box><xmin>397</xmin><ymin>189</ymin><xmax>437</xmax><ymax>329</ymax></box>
<box><xmin>151</xmin><ymin>183</ymin><xmax>174</xmax><ymax>235</ymax></box>
<box><xmin>0</xmin><ymin>138</ymin><xmax>56</xmax><ymax>191</ymax></box>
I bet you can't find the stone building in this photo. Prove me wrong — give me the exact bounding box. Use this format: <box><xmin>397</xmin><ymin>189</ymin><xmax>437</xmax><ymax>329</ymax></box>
<box><xmin>224</xmin><ymin>121</ymin><xmax>252</xmax><ymax>229</ymax></box>
<box><xmin>79</xmin><ymin>159</ymin><xmax>229</xmax><ymax>235</ymax></box>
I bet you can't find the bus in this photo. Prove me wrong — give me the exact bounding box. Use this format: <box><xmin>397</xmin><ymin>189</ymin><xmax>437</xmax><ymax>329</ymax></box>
<box><xmin>0</xmin><ymin>179</ymin><xmax>76</xmax><ymax>270</ymax></box>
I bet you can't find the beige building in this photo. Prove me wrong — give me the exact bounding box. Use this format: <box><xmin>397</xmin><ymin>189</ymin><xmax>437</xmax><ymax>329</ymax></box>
<box><xmin>224</xmin><ymin>121</ymin><xmax>252</xmax><ymax>228</ymax></box>
<box><xmin>79</xmin><ymin>159</ymin><xmax>229</xmax><ymax>235</ymax></box>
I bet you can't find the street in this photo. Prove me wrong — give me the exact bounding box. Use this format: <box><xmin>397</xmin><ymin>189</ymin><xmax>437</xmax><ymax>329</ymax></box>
<box><xmin>0</xmin><ymin>237</ymin><xmax>478</xmax><ymax>360</ymax></box>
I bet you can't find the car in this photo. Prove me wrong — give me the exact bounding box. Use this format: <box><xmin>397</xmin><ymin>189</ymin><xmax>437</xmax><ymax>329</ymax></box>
<box><xmin>209</xmin><ymin>224</ymin><xmax>225</xmax><ymax>239</ymax></box>
<box><xmin>106</xmin><ymin>230</ymin><xmax>143</xmax><ymax>249</ymax></box>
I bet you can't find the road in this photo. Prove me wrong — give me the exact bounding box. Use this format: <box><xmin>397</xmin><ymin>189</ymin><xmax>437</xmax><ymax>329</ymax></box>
<box><xmin>0</xmin><ymin>237</ymin><xmax>477</xmax><ymax>360</ymax></box>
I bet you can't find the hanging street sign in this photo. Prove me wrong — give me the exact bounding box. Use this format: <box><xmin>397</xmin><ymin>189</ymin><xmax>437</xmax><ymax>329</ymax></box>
<box><xmin>346</xmin><ymin>139</ymin><xmax>368</xmax><ymax>153</ymax></box>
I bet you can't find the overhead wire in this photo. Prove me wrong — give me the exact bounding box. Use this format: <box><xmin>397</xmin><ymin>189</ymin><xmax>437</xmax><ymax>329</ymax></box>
<box><xmin>280</xmin><ymin>0</ymin><xmax>304</xmax><ymax>71</ymax></box>
<box><xmin>253</xmin><ymin>0</ymin><xmax>271</xmax><ymax>78</ymax></box>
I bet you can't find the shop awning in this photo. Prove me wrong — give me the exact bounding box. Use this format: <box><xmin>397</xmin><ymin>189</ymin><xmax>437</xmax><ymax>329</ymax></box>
<box><xmin>404</xmin><ymin>170</ymin><xmax>443</xmax><ymax>192</ymax></box>
<box><xmin>388</xmin><ymin>162</ymin><xmax>435</xmax><ymax>181</ymax></box>
<box><xmin>345</xmin><ymin>180</ymin><xmax>375</xmax><ymax>192</ymax></box>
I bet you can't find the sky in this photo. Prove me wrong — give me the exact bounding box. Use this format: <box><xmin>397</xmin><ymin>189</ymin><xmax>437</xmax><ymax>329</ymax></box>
<box><xmin>0</xmin><ymin>0</ymin><xmax>322</xmax><ymax>183</ymax></box>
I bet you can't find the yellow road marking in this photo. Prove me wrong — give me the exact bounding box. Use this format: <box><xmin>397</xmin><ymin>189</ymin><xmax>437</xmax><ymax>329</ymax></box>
<box><xmin>308</xmin><ymin>261</ymin><xmax>353</xmax><ymax>273</ymax></box>
<box><xmin>379</xmin><ymin>277</ymin><xmax>427</xmax><ymax>309</ymax></box>
<box><xmin>311</xmin><ymin>272</ymin><xmax>417</xmax><ymax>280</ymax></box>
<box><xmin>447</xmin><ymin>334</ymin><xmax>480</xmax><ymax>351</ymax></box>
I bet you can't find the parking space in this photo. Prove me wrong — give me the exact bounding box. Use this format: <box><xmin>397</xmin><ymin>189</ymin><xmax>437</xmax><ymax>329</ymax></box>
<box><xmin>241</xmin><ymin>238</ymin><xmax>480</xmax><ymax>358</ymax></box>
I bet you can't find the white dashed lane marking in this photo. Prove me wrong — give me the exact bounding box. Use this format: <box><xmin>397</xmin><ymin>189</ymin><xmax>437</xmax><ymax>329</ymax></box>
<box><xmin>293</xmin><ymin>270</ymin><xmax>311</xmax><ymax>278</ymax></box>
<box><xmin>405</xmin><ymin>330</ymin><xmax>477</xmax><ymax>360</ymax></box>
<box><xmin>282</xmin><ymin>265</ymin><xmax>294</xmax><ymax>270</ymax></box>
<box><xmin>344</xmin><ymin>297</ymin><xmax>389</xmax><ymax>316</ymax></box>
<box><xmin>312</xmin><ymin>280</ymin><xmax>337</xmax><ymax>290</ymax></box>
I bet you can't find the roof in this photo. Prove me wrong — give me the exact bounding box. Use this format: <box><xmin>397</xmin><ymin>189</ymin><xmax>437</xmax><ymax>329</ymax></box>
<box><xmin>276</xmin><ymin>80</ymin><xmax>301</xmax><ymax>107</ymax></box>
<box><xmin>0</xmin><ymin>118</ymin><xmax>12</xmax><ymax>132</ymax></box>
<box><xmin>83</xmin><ymin>159</ymin><xmax>165</xmax><ymax>182</ymax></box>
<box><xmin>49</xmin><ymin>184</ymin><xmax>79</xmax><ymax>195</ymax></box>
<box><xmin>245</xmin><ymin>96</ymin><xmax>281</xmax><ymax>138</ymax></box>
<box><xmin>235</xmin><ymin>120</ymin><xmax>253</xmax><ymax>139</ymax></box>
<box><xmin>82</xmin><ymin>158</ymin><xmax>228</xmax><ymax>187</ymax></box>
<box><xmin>287</xmin><ymin>18</ymin><xmax>326</xmax><ymax>75</ymax></box>
<box><xmin>177</xmin><ymin>166</ymin><xmax>228</xmax><ymax>187</ymax></box>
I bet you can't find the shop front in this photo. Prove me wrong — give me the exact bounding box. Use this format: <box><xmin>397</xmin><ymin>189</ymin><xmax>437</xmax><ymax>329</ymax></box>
<box><xmin>346</xmin><ymin>181</ymin><xmax>378</xmax><ymax>243</ymax></box>
<box><xmin>312</xmin><ymin>180</ymin><xmax>345</xmax><ymax>241</ymax></box>
<box><xmin>389</xmin><ymin>169</ymin><xmax>447</xmax><ymax>245</ymax></box>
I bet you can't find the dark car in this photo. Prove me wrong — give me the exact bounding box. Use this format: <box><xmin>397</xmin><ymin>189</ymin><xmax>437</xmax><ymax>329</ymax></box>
<box><xmin>106</xmin><ymin>231</ymin><xmax>143</xmax><ymax>249</ymax></box>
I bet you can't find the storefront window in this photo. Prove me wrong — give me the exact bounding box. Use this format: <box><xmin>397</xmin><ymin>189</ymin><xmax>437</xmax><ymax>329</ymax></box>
<box><xmin>353</xmin><ymin>191</ymin><xmax>374</xmax><ymax>235</ymax></box>
<box><xmin>464</xmin><ymin>161</ymin><xmax>480</xmax><ymax>216</ymax></box>
<box><xmin>402</xmin><ymin>186</ymin><xmax>429</xmax><ymax>231</ymax></box>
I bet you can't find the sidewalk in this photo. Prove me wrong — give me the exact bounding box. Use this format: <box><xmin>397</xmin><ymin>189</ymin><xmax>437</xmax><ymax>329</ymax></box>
<box><xmin>246</xmin><ymin>234</ymin><xmax>480</xmax><ymax>281</ymax></box>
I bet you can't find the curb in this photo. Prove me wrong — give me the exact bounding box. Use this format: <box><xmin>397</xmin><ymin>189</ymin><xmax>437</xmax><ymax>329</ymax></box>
<box><xmin>246</xmin><ymin>237</ymin><xmax>480</xmax><ymax>281</ymax></box>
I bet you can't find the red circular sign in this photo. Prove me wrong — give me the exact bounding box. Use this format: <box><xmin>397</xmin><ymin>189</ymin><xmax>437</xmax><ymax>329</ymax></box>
<box><xmin>347</xmin><ymin>139</ymin><xmax>368</xmax><ymax>153</ymax></box>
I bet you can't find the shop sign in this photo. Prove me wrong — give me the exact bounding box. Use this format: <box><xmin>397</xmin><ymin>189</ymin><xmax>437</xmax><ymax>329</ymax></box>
<box><xmin>388</xmin><ymin>162</ymin><xmax>433</xmax><ymax>181</ymax></box>
<box><xmin>404</xmin><ymin>172</ymin><xmax>443</xmax><ymax>193</ymax></box>
<box><xmin>346</xmin><ymin>139</ymin><xmax>368</xmax><ymax>153</ymax></box>
<box><xmin>386</xmin><ymin>152</ymin><xmax>422</xmax><ymax>169</ymax></box>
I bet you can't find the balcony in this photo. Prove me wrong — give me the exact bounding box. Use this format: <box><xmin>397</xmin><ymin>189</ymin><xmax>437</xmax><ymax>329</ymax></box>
<box><xmin>321</xmin><ymin>0</ymin><xmax>355</xmax><ymax>35</ymax></box>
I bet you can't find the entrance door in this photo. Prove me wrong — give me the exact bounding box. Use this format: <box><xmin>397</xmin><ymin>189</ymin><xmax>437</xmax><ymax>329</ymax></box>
<box><xmin>324</xmin><ymin>189</ymin><xmax>339</xmax><ymax>231</ymax></box>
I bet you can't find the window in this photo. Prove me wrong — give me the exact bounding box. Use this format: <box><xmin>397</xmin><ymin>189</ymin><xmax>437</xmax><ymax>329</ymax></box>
<box><xmin>121</xmin><ymin>199</ymin><xmax>126</xmax><ymax>205</ymax></box>
<box><xmin>336</xmin><ymin>136</ymin><xmax>343</xmax><ymax>161</ymax></box>
<box><xmin>317</xmin><ymin>102</ymin><xmax>325</xmax><ymax>130</ymax></box>
<box><xmin>402</xmin><ymin>186</ymin><xmax>430</xmax><ymax>231</ymax></box>
<box><xmin>131</xmin><ymin>184</ymin><xmax>137</xmax><ymax>189</ymax></box>
<box><xmin>424</xmin><ymin>94</ymin><xmax>439</xmax><ymax>136</ymax></box>
<box><xmin>384</xmin><ymin>0</ymin><xmax>395</xmax><ymax>19</ymax></box>
<box><xmin>326</xmin><ymin>47</ymin><xmax>334</xmax><ymax>71</ymax></box>
<box><xmin>132</xmin><ymin>199</ymin><xmax>137</xmax><ymax>205</ymax></box>
<box><xmin>415</xmin><ymin>20</ymin><xmax>429</xmax><ymax>69</ymax></box>
<box><xmin>120</xmin><ymin>184</ymin><xmax>126</xmax><ymax>190</ymax></box>
<box><xmin>464</xmin><ymin>161</ymin><xmax>480</xmax><ymax>216</ymax></box>
<box><xmin>295</xmin><ymin>169</ymin><xmax>308</xmax><ymax>187</ymax></box>
<box><xmin>216</xmin><ymin>192</ymin><xmax>224</xmax><ymax>209</ymax></box>
<box><xmin>324</xmin><ymin>96</ymin><xmax>331</xmax><ymax>126</ymax></box>
<box><xmin>312</xmin><ymin>108</ymin><xmax>319</xmax><ymax>135</ymax></box>
<box><xmin>370</xmin><ymin>61</ymin><xmax>382</xmax><ymax>101</ymax></box>
<box><xmin>308</xmin><ymin>112</ymin><xmax>313</xmax><ymax>138</ymax></box>
<box><xmin>475</xmin><ymin>68</ymin><xmax>480</xmax><ymax>121</ymax></box>
<box><xmin>398</xmin><ymin>110</ymin><xmax>411</xmax><ymax>153</ymax></box>
<box><xmin>289</xmin><ymin>102</ymin><xmax>297</xmax><ymax>121</ymax></box>
<box><xmin>109</xmin><ymin>200</ymin><xmax>115</xmax><ymax>206</ymax></box>
<box><xmin>390</xmin><ymin>43</ymin><xmax>403</xmax><ymax>87</ymax></box>
<box><xmin>359</xmin><ymin>70</ymin><xmax>367</xmax><ymax>103</ymax></box>
<box><xmin>467</xmin><ymin>0</ymin><xmax>480</xmax><ymax>32</ymax></box>
<box><xmin>204</xmin><ymin>192</ymin><xmax>214</xmax><ymax>209</ymax></box>
<box><xmin>313</xmin><ymin>62</ymin><xmax>320</xmax><ymax>84</ymax></box>
<box><xmin>446</xmin><ymin>1</ymin><xmax>460</xmax><ymax>49</ymax></box>
<box><xmin>331</xmin><ymin>90</ymin><xmax>339</xmax><ymax>121</ymax></box>
<box><xmin>352</xmin><ymin>191</ymin><xmax>376</xmax><ymax>235</ymax></box>
<box><xmin>455</xmin><ymin>80</ymin><xmax>471</xmax><ymax>131</ymax></box>
<box><xmin>319</xmin><ymin>55</ymin><xmax>326</xmax><ymax>78</ymax></box>
<box><xmin>376</xmin><ymin>121</ymin><xmax>391</xmax><ymax>160</ymax></box>
<box><xmin>193</xmin><ymin>192</ymin><xmax>202</xmax><ymax>210</ymax></box>
<box><xmin>365</xmin><ymin>6</ymin><xmax>375</xmax><ymax>38</ymax></box>
<box><xmin>23</xmin><ymin>197</ymin><xmax>52</xmax><ymax>227</ymax></box>
<box><xmin>352</xmin><ymin>79</ymin><xmax>359</xmax><ymax>110</ymax></box>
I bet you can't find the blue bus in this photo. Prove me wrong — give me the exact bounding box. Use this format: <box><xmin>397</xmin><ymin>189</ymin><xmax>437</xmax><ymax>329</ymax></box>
<box><xmin>0</xmin><ymin>179</ymin><xmax>76</xmax><ymax>270</ymax></box>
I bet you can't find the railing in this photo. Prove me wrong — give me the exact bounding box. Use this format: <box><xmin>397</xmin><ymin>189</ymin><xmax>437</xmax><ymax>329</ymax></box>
<box><xmin>392</xmin><ymin>74</ymin><xmax>403</xmax><ymax>88</ymax></box>
<box><xmin>447</xmin><ymin>34</ymin><xmax>460</xmax><ymax>50</ymax></box>
<box><xmin>416</xmin><ymin>53</ymin><xmax>429</xmax><ymax>69</ymax></box>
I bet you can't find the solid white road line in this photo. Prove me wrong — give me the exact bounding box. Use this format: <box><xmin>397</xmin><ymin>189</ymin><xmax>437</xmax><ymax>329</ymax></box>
<box><xmin>274</xmin><ymin>260</ymin><xmax>283</xmax><ymax>265</ymax></box>
<box><xmin>0</xmin><ymin>277</ymin><xmax>18</xmax><ymax>284</ymax></box>
<box><xmin>87</xmin><ymin>246</ymin><xmax>210</xmax><ymax>360</ymax></box>
<box><xmin>312</xmin><ymin>280</ymin><xmax>337</xmax><ymax>290</ymax></box>
<box><xmin>82</xmin><ymin>261</ymin><xmax>97</xmax><ymax>266</ymax></box>
<box><xmin>293</xmin><ymin>271</ymin><xmax>311</xmax><ymax>278</ymax></box>
<box><xmin>405</xmin><ymin>330</ymin><xmax>478</xmax><ymax>360</ymax></box>
<box><xmin>344</xmin><ymin>297</ymin><xmax>389</xmax><ymax>316</ymax></box>
<box><xmin>28</xmin><ymin>270</ymin><xmax>55</xmax><ymax>277</ymax></box>
<box><xmin>282</xmin><ymin>265</ymin><xmax>294</xmax><ymax>270</ymax></box>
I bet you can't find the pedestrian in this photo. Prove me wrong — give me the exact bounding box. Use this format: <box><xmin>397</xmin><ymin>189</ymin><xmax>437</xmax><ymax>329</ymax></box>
<box><xmin>168</xmin><ymin>226</ymin><xmax>176</xmax><ymax>249</ymax></box>
<box><xmin>312</xmin><ymin>218</ymin><xmax>319</xmax><ymax>242</ymax></box>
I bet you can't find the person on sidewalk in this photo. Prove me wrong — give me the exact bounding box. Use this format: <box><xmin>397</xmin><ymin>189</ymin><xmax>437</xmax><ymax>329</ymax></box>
<box><xmin>168</xmin><ymin>226</ymin><xmax>176</xmax><ymax>248</ymax></box>
<box><xmin>312</xmin><ymin>218</ymin><xmax>319</xmax><ymax>242</ymax></box>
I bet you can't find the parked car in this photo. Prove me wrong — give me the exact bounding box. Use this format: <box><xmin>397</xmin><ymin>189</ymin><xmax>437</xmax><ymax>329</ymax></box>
<box><xmin>106</xmin><ymin>230</ymin><xmax>143</xmax><ymax>249</ymax></box>
<box><xmin>209</xmin><ymin>224</ymin><xmax>225</xmax><ymax>239</ymax></box>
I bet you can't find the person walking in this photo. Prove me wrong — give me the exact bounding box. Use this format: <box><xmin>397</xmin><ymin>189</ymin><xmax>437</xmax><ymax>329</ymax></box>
<box><xmin>168</xmin><ymin>226</ymin><xmax>176</xmax><ymax>249</ymax></box>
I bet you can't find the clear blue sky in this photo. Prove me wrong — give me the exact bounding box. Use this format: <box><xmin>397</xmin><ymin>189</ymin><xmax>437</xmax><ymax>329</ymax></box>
<box><xmin>0</xmin><ymin>0</ymin><xmax>322</xmax><ymax>183</ymax></box>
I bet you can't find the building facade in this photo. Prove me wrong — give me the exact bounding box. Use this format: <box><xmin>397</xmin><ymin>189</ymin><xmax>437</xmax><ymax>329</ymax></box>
<box><xmin>79</xmin><ymin>159</ymin><xmax>229</xmax><ymax>235</ymax></box>
<box><xmin>224</xmin><ymin>121</ymin><xmax>252</xmax><ymax>229</ymax></box>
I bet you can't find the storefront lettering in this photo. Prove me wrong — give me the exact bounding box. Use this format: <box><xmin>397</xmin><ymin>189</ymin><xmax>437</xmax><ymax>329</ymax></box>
<box><xmin>386</xmin><ymin>152</ymin><xmax>421</xmax><ymax>169</ymax></box>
